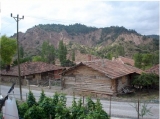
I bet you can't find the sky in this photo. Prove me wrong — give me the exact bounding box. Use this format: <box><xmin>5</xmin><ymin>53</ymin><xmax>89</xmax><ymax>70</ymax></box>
<box><xmin>1</xmin><ymin>0</ymin><xmax>159</xmax><ymax>37</ymax></box>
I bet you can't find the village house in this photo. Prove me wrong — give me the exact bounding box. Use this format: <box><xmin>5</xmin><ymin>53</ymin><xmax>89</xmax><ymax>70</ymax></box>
<box><xmin>145</xmin><ymin>64</ymin><xmax>159</xmax><ymax>76</ymax></box>
<box><xmin>0</xmin><ymin>62</ymin><xmax>65</xmax><ymax>85</ymax></box>
<box><xmin>61</xmin><ymin>59</ymin><xmax>143</xmax><ymax>97</ymax></box>
<box><xmin>112</xmin><ymin>56</ymin><xmax>135</xmax><ymax>66</ymax></box>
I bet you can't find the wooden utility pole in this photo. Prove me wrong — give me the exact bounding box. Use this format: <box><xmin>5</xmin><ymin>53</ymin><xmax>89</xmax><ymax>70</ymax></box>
<box><xmin>11</xmin><ymin>13</ymin><xmax>24</xmax><ymax>100</ymax></box>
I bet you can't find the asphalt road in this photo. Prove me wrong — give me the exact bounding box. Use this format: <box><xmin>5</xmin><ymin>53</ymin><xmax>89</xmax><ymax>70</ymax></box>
<box><xmin>1</xmin><ymin>85</ymin><xmax>159</xmax><ymax>119</ymax></box>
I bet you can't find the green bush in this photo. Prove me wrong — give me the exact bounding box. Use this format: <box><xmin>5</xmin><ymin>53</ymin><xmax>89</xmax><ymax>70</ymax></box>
<box><xmin>17</xmin><ymin>102</ymin><xmax>29</xmax><ymax>118</ymax></box>
<box><xmin>132</xmin><ymin>73</ymin><xmax>159</xmax><ymax>90</ymax></box>
<box><xmin>27</xmin><ymin>91</ymin><xmax>37</xmax><ymax>107</ymax></box>
<box><xmin>38</xmin><ymin>89</ymin><xmax>46</xmax><ymax>104</ymax></box>
<box><xmin>17</xmin><ymin>92</ymin><xmax>110</xmax><ymax>119</ymax></box>
<box><xmin>39</xmin><ymin>97</ymin><xmax>53</xmax><ymax>118</ymax></box>
<box><xmin>24</xmin><ymin>105</ymin><xmax>46</xmax><ymax>119</ymax></box>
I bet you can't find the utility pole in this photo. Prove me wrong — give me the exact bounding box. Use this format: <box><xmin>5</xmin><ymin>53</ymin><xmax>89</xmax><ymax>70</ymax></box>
<box><xmin>11</xmin><ymin>13</ymin><xmax>24</xmax><ymax>100</ymax></box>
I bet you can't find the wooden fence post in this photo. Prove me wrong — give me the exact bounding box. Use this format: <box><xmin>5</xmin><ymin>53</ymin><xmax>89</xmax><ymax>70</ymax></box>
<box><xmin>37</xmin><ymin>79</ymin><xmax>39</xmax><ymax>87</ymax></box>
<box><xmin>138</xmin><ymin>97</ymin><xmax>139</xmax><ymax>119</ymax></box>
<box><xmin>49</xmin><ymin>79</ymin><xmax>51</xmax><ymax>89</ymax></box>
<box><xmin>26</xmin><ymin>93</ymin><xmax>27</xmax><ymax>100</ymax></box>
<box><xmin>83</xmin><ymin>96</ymin><xmax>84</xmax><ymax>106</ymax></box>
<box><xmin>109</xmin><ymin>95</ymin><xmax>112</xmax><ymax>117</ymax></box>
<box><xmin>28</xmin><ymin>80</ymin><xmax>30</xmax><ymax>91</ymax></box>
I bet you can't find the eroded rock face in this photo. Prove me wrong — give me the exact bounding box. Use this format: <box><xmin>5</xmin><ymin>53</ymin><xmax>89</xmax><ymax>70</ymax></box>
<box><xmin>10</xmin><ymin>25</ymin><xmax>156</xmax><ymax>58</ymax></box>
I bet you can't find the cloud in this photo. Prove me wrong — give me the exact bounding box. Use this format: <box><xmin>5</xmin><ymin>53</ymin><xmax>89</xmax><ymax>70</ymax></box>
<box><xmin>1</xmin><ymin>0</ymin><xmax>159</xmax><ymax>36</ymax></box>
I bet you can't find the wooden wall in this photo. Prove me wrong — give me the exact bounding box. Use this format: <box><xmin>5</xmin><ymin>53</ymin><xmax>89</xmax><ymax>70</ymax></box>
<box><xmin>62</xmin><ymin>65</ymin><xmax>115</xmax><ymax>95</ymax></box>
<box><xmin>117</xmin><ymin>75</ymin><xmax>129</xmax><ymax>92</ymax></box>
<box><xmin>54</xmin><ymin>69</ymin><xmax>62</xmax><ymax>79</ymax></box>
<box><xmin>35</xmin><ymin>74</ymin><xmax>41</xmax><ymax>80</ymax></box>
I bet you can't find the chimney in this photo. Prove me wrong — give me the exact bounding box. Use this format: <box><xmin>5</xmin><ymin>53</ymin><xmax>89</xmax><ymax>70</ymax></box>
<box><xmin>88</xmin><ymin>55</ymin><xmax>91</xmax><ymax>61</ymax></box>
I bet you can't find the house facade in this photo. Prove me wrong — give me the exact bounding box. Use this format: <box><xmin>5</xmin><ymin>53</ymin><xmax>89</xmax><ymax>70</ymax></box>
<box><xmin>0</xmin><ymin>62</ymin><xmax>65</xmax><ymax>85</ymax></box>
<box><xmin>61</xmin><ymin>59</ymin><xmax>143</xmax><ymax>97</ymax></box>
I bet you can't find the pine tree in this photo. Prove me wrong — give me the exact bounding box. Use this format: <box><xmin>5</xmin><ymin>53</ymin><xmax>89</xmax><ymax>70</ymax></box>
<box><xmin>72</xmin><ymin>50</ymin><xmax>75</xmax><ymax>61</ymax></box>
<box><xmin>41</xmin><ymin>41</ymin><xmax>55</xmax><ymax>64</ymax></box>
<box><xmin>58</xmin><ymin>40</ymin><xmax>67</xmax><ymax>66</ymax></box>
<box><xmin>38</xmin><ymin>89</ymin><xmax>46</xmax><ymax>104</ymax></box>
<box><xmin>27</xmin><ymin>91</ymin><xmax>37</xmax><ymax>107</ymax></box>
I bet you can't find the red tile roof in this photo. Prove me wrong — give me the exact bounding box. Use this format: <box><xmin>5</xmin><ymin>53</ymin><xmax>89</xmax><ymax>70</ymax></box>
<box><xmin>145</xmin><ymin>64</ymin><xmax>159</xmax><ymax>76</ymax></box>
<box><xmin>62</xmin><ymin>59</ymin><xmax>143</xmax><ymax>79</ymax></box>
<box><xmin>113</xmin><ymin>56</ymin><xmax>135</xmax><ymax>66</ymax></box>
<box><xmin>0</xmin><ymin>62</ymin><xmax>65</xmax><ymax>76</ymax></box>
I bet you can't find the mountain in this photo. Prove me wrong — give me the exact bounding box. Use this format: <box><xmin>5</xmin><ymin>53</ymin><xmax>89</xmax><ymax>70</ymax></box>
<box><xmin>11</xmin><ymin>23</ymin><xmax>159</xmax><ymax>59</ymax></box>
<box><xmin>146</xmin><ymin>35</ymin><xmax>159</xmax><ymax>40</ymax></box>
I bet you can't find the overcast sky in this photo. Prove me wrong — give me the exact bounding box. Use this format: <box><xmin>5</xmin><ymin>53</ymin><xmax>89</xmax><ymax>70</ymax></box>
<box><xmin>1</xmin><ymin>0</ymin><xmax>159</xmax><ymax>37</ymax></box>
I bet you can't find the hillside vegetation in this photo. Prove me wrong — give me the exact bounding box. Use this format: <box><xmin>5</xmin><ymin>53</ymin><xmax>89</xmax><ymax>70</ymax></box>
<box><xmin>10</xmin><ymin>23</ymin><xmax>159</xmax><ymax>68</ymax></box>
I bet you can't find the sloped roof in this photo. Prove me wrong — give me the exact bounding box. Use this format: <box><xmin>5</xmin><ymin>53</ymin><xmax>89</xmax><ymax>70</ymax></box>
<box><xmin>145</xmin><ymin>64</ymin><xmax>159</xmax><ymax>76</ymax></box>
<box><xmin>0</xmin><ymin>62</ymin><xmax>65</xmax><ymax>76</ymax></box>
<box><xmin>62</xmin><ymin>59</ymin><xmax>143</xmax><ymax>79</ymax></box>
<box><xmin>113</xmin><ymin>56</ymin><xmax>134</xmax><ymax>66</ymax></box>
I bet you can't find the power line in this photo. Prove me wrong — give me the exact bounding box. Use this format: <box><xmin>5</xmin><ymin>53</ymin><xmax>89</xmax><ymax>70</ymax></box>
<box><xmin>25</xmin><ymin>15</ymin><xmax>88</xmax><ymax>25</ymax></box>
<box><xmin>1</xmin><ymin>23</ymin><xmax>15</xmax><ymax>30</ymax></box>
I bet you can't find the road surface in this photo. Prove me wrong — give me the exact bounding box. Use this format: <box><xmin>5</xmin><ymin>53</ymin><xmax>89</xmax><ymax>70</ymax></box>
<box><xmin>1</xmin><ymin>85</ymin><xmax>159</xmax><ymax>119</ymax></box>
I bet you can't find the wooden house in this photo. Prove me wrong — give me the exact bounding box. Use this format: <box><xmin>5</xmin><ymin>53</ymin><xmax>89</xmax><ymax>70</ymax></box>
<box><xmin>112</xmin><ymin>56</ymin><xmax>135</xmax><ymax>66</ymax></box>
<box><xmin>145</xmin><ymin>64</ymin><xmax>159</xmax><ymax>76</ymax></box>
<box><xmin>0</xmin><ymin>62</ymin><xmax>65</xmax><ymax>85</ymax></box>
<box><xmin>61</xmin><ymin>59</ymin><xmax>143</xmax><ymax>96</ymax></box>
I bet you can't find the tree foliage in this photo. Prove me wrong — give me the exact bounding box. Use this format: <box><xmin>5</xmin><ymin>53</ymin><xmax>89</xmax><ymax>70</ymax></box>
<box><xmin>18</xmin><ymin>102</ymin><xmax>29</xmax><ymax>118</ymax></box>
<box><xmin>0</xmin><ymin>35</ymin><xmax>17</xmax><ymax>64</ymax></box>
<box><xmin>58</xmin><ymin>40</ymin><xmax>67</xmax><ymax>66</ymax></box>
<box><xmin>38</xmin><ymin>89</ymin><xmax>46</xmax><ymax>104</ymax></box>
<box><xmin>19</xmin><ymin>46</ymin><xmax>24</xmax><ymax>59</ymax></box>
<box><xmin>17</xmin><ymin>92</ymin><xmax>110</xmax><ymax>119</ymax></box>
<box><xmin>38</xmin><ymin>23</ymin><xmax>97</xmax><ymax>35</ymax></box>
<box><xmin>132</xmin><ymin>73</ymin><xmax>159</xmax><ymax>91</ymax></box>
<box><xmin>39</xmin><ymin>97</ymin><xmax>53</xmax><ymax>118</ymax></box>
<box><xmin>134</xmin><ymin>53</ymin><xmax>159</xmax><ymax>70</ymax></box>
<box><xmin>32</xmin><ymin>55</ymin><xmax>43</xmax><ymax>62</ymax></box>
<box><xmin>24</xmin><ymin>105</ymin><xmax>46</xmax><ymax>119</ymax></box>
<box><xmin>13</xmin><ymin>56</ymin><xmax>32</xmax><ymax>66</ymax></box>
<box><xmin>27</xmin><ymin>91</ymin><xmax>37</xmax><ymax>107</ymax></box>
<box><xmin>134</xmin><ymin>53</ymin><xmax>143</xmax><ymax>68</ymax></box>
<box><xmin>72</xmin><ymin>50</ymin><xmax>75</xmax><ymax>61</ymax></box>
<box><xmin>41</xmin><ymin>41</ymin><xmax>55</xmax><ymax>64</ymax></box>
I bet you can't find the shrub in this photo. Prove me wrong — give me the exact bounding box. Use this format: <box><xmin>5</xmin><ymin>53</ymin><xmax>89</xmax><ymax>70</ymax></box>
<box><xmin>132</xmin><ymin>73</ymin><xmax>159</xmax><ymax>91</ymax></box>
<box><xmin>39</xmin><ymin>97</ymin><xmax>53</xmax><ymax>118</ymax></box>
<box><xmin>38</xmin><ymin>89</ymin><xmax>46</xmax><ymax>104</ymax></box>
<box><xmin>24</xmin><ymin>105</ymin><xmax>46</xmax><ymax>119</ymax></box>
<box><xmin>17</xmin><ymin>102</ymin><xmax>28</xmax><ymax>118</ymax></box>
<box><xmin>27</xmin><ymin>91</ymin><xmax>37</xmax><ymax>107</ymax></box>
